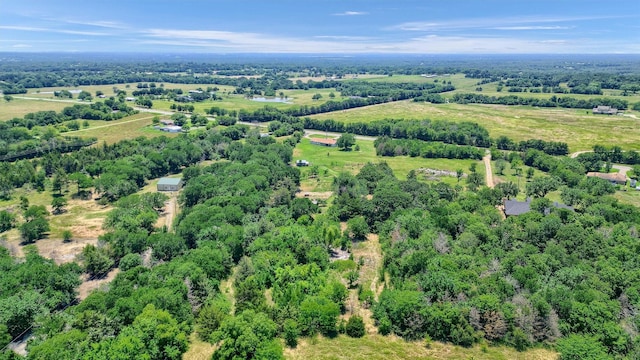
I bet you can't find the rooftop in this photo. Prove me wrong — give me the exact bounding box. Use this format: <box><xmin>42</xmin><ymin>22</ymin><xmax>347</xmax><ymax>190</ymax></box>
<box><xmin>158</xmin><ymin>177</ymin><xmax>182</xmax><ymax>186</ymax></box>
<box><xmin>309</xmin><ymin>137</ymin><xmax>337</xmax><ymax>145</ymax></box>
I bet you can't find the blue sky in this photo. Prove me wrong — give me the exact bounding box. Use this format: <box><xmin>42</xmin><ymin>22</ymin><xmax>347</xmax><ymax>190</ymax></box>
<box><xmin>1</xmin><ymin>0</ymin><xmax>638</xmax><ymax>53</ymax></box>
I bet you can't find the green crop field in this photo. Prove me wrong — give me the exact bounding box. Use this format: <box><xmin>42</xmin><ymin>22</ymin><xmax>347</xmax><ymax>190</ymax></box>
<box><xmin>294</xmin><ymin>137</ymin><xmax>483</xmax><ymax>192</ymax></box>
<box><xmin>309</xmin><ymin>100</ymin><xmax>640</xmax><ymax>152</ymax></box>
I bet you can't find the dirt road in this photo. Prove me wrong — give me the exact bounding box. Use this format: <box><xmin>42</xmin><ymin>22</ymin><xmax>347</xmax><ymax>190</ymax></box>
<box><xmin>483</xmin><ymin>153</ymin><xmax>495</xmax><ymax>188</ymax></box>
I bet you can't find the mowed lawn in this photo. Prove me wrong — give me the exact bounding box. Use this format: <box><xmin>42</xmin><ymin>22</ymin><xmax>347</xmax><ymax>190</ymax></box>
<box><xmin>284</xmin><ymin>334</ymin><xmax>557</xmax><ymax>360</ymax></box>
<box><xmin>309</xmin><ymin>100</ymin><xmax>640</xmax><ymax>152</ymax></box>
<box><xmin>294</xmin><ymin>138</ymin><xmax>483</xmax><ymax>192</ymax></box>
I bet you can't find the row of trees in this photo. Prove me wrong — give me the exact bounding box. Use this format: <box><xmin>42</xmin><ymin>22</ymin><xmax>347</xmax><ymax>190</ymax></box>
<box><xmin>452</xmin><ymin>93</ymin><xmax>629</xmax><ymax>110</ymax></box>
<box><xmin>373</xmin><ymin>137</ymin><xmax>484</xmax><ymax>160</ymax></box>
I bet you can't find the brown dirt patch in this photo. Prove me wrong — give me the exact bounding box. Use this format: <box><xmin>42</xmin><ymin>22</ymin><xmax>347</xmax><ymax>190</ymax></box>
<box><xmin>77</xmin><ymin>268</ymin><xmax>120</xmax><ymax>300</ymax></box>
<box><xmin>36</xmin><ymin>238</ymin><xmax>98</xmax><ymax>265</ymax></box>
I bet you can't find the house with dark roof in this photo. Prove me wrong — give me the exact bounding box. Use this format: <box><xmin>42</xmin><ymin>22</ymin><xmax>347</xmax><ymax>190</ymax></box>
<box><xmin>503</xmin><ymin>198</ymin><xmax>574</xmax><ymax>216</ymax></box>
<box><xmin>592</xmin><ymin>105</ymin><xmax>618</xmax><ymax>115</ymax></box>
<box><xmin>309</xmin><ymin>138</ymin><xmax>337</xmax><ymax>147</ymax></box>
<box><xmin>586</xmin><ymin>172</ymin><xmax>627</xmax><ymax>185</ymax></box>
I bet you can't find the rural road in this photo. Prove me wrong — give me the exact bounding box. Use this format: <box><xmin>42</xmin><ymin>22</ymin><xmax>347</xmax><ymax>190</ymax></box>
<box><xmin>14</xmin><ymin>96</ymin><xmax>82</xmax><ymax>104</ymax></box>
<box><xmin>569</xmin><ymin>150</ymin><xmax>633</xmax><ymax>177</ymax></box>
<box><xmin>483</xmin><ymin>153</ymin><xmax>495</xmax><ymax>188</ymax></box>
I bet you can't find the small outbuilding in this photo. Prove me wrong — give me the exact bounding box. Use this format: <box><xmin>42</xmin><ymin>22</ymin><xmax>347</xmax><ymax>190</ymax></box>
<box><xmin>157</xmin><ymin>177</ymin><xmax>183</xmax><ymax>192</ymax></box>
<box><xmin>592</xmin><ymin>105</ymin><xmax>618</xmax><ymax>115</ymax></box>
<box><xmin>296</xmin><ymin>160</ymin><xmax>310</xmax><ymax>166</ymax></box>
<box><xmin>309</xmin><ymin>138</ymin><xmax>337</xmax><ymax>147</ymax></box>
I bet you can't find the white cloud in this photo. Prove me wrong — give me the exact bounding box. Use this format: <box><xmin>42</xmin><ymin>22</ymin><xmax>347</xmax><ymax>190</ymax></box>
<box><xmin>61</xmin><ymin>19</ymin><xmax>127</xmax><ymax>29</ymax></box>
<box><xmin>0</xmin><ymin>25</ymin><xmax>110</xmax><ymax>36</ymax></box>
<box><xmin>12</xmin><ymin>44</ymin><xmax>31</xmax><ymax>48</ymax></box>
<box><xmin>389</xmin><ymin>15</ymin><xmax>620</xmax><ymax>31</ymax></box>
<box><xmin>493</xmin><ymin>26</ymin><xmax>572</xmax><ymax>30</ymax></box>
<box><xmin>138</xmin><ymin>27</ymin><xmax>629</xmax><ymax>53</ymax></box>
<box><xmin>333</xmin><ymin>11</ymin><xmax>368</xmax><ymax>16</ymax></box>
<box><xmin>313</xmin><ymin>35</ymin><xmax>374</xmax><ymax>41</ymax></box>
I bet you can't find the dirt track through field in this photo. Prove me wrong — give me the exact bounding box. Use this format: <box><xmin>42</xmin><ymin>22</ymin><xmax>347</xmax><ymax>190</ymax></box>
<box><xmin>483</xmin><ymin>153</ymin><xmax>495</xmax><ymax>188</ymax></box>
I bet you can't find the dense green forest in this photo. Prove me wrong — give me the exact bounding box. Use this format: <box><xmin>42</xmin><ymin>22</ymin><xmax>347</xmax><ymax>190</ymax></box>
<box><xmin>0</xmin><ymin>126</ymin><xmax>639</xmax><ymax>359</ymax></box>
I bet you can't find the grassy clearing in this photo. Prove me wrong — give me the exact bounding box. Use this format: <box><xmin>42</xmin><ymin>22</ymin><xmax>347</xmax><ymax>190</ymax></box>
<box><xmin>309</xmin><ymin>101</ymin><xmax>640</xmax><ymax>152</ymax></box>
<box><xmin>294</xmin><ymin>138</ymin><xmax>483</xmax><ymax>192</ymax></box>
<box><xmin>68</xmin><ymin>113</ymin><xmax>175</xmax><ymax>144</ymax></box>
<box><xmin>284</xmin><ymin>334</ymin><xmax>557</xmax><ymax>360</ymax></box>
<box><xmin>0</xmin><ymin>98</ymin><xmax>72</xmax><ymax>121</ymax></box>
<box><xmin>183</xmin><ymin>333</ymin><xmax>216</xmax><ymax>360</ymax></box>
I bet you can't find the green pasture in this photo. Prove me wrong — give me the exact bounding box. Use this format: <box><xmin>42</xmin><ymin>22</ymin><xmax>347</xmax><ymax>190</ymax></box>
<box><xmin>309</xmin><ymin>100</ymin><xmax>640</xmax><ymax>152</ymax></box>
<box><xmin>294</xmin><ymin>138</ymin><xmax>483</xmax><ymax>192</ymax></box>
<box><xmin>0</xmin><ymin>97</ymin><xmax>73</xmax><ymax>121</ymax></box>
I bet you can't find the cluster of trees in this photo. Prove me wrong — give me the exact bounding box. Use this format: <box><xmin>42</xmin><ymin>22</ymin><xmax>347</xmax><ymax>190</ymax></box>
<box><xmin>452</xmin><ymin>93</ymin><xmax>628</xmax><ymax>110</ymax></box>
<box><xmin>0</xmin><ymin>246</ymin><xmax>81</xmax><ymax>345</ymax></box>
<box><xmin>303</xmin><ymin>118</ymin><xmax>492</xmax><ymax>147</ymax></box>
<box><xmin>373</xmin><ymin>137</ymin><xmax>483</xmax><ymax>160</ymax></box>
<box><xmin>4</xmin><ymin>99</ymin><xmax>135</xmax><ymax>130</ymax></box>
<box><xmin>326</xmin><ymin>162</ymin><xmax>640</xmax><ymax>358</ymax></box>
<box><xmin>495</xmin><ymin>136</ymin><xmax>569</xmax><ymax>156</ymax></box>
<box><xmin>575</xmin><ymin>145</ymin><xmax>640</xmax><ymax>168</ymax></box>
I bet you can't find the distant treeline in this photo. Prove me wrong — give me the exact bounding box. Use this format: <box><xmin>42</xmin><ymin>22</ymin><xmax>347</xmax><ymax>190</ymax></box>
<box><xmin>374</xmin><ymin>137</ymin><xmax>483</xmax><ymax>160</ymax></box>
<box><xmin>451</xmin><ymin>93</ymin><xmax>628</xmax><ymax>110</ymax></box>
<box><xmin>464</xmin><ymin>69</ymin><xmax>640</xmax><ymax>92</ymax></box>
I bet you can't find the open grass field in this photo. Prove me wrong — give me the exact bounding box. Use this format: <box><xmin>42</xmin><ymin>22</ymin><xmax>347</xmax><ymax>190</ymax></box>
<box><xmin>0</xmin><ymin>97</ymin><xmax>73</xmax><ymax>121</ymax></box>
<box><xmin>309</xmin><ymin>100</ymin><xmax>640</xmax><ymax>152</ymax></box>
<box><xmin>65</xmin><ymin>113</ymin><xmax>177</xmax><ymax>144</ymax></box>
<box><xmin>284</xmin><ymin>334</ymin><xmax>557</xmax><ymax>360</ymax></box>
<box><xmin>294</xmin><ymin>137</ymin><xmax>483</xmax><ymax>192</ymax></box>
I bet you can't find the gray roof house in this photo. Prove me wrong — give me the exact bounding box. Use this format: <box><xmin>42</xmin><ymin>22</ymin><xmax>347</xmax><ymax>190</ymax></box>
<box><xmin>504</xmin><ymin>198</ymin><xmax>574</xmax><ymax>216</ymax></box>
<box><xmin>157</xmin><ymin>177</ymin><xmax>183</xmax><ymax>192</ymax></box>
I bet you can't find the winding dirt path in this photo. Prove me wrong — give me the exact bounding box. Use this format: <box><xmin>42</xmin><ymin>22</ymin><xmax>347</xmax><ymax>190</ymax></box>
<box><xmin>483</xmin><ymin>153</ymin><xmax>495</xmax><ymax>188</ymax></box>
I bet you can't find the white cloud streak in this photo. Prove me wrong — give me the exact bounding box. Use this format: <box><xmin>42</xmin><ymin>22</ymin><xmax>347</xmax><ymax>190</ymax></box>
<box><xmin>138</xmin><ymin>27</ymin><xmax>632</xmax><ymax>53</ymax></box>
<box><xmin>389</xmin><ymin>15</ymin><xmax>621</xmax><ymax>31</ymax></box>
<box><xmin>333</xmin><ymin>11</ymin><xmax>368</xmax><ymax>16</ymax></box>
<box><xmin>0</xmin><ymin>25</ymin><xmax>110</xmax><ymax>36</ymax></box>
<box><xmin>493</xmin><ymin>26</ymin><xmax>572</xmax><ymax>30</ymax></box>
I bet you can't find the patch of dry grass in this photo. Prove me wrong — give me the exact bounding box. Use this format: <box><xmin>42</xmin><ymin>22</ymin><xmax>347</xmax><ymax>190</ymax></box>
<box><xmin>284</xmin><ymin>334</ymin><xmax>557</xmax><ymax>360</ymax></box>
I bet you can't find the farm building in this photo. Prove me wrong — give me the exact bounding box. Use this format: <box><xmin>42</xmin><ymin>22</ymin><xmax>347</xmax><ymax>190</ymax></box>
<box><xmin>157</xmin><ymin>177</ymin><xmax>183</xmax><ymax>191</ymax></box>
<box><xmin>309</xmin><ymin>138</ymin><xmax>337</xmax><ymax>147</ymax></box>
<box><xmin>592</xmin><ymin>105</ymin><xmax>618</xmax><ymax>115</ymax></box>
<box><xmin>586</xmin><ymin>172</ymin><xmax>627</xmax><ymax>185</ymax></box>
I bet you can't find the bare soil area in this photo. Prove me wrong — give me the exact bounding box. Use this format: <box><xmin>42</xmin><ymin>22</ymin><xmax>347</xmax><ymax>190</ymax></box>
<box><xmin>77</xmin><ymin>268</ymin><xmax>120</xmax><ymax>300</ymax></box>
